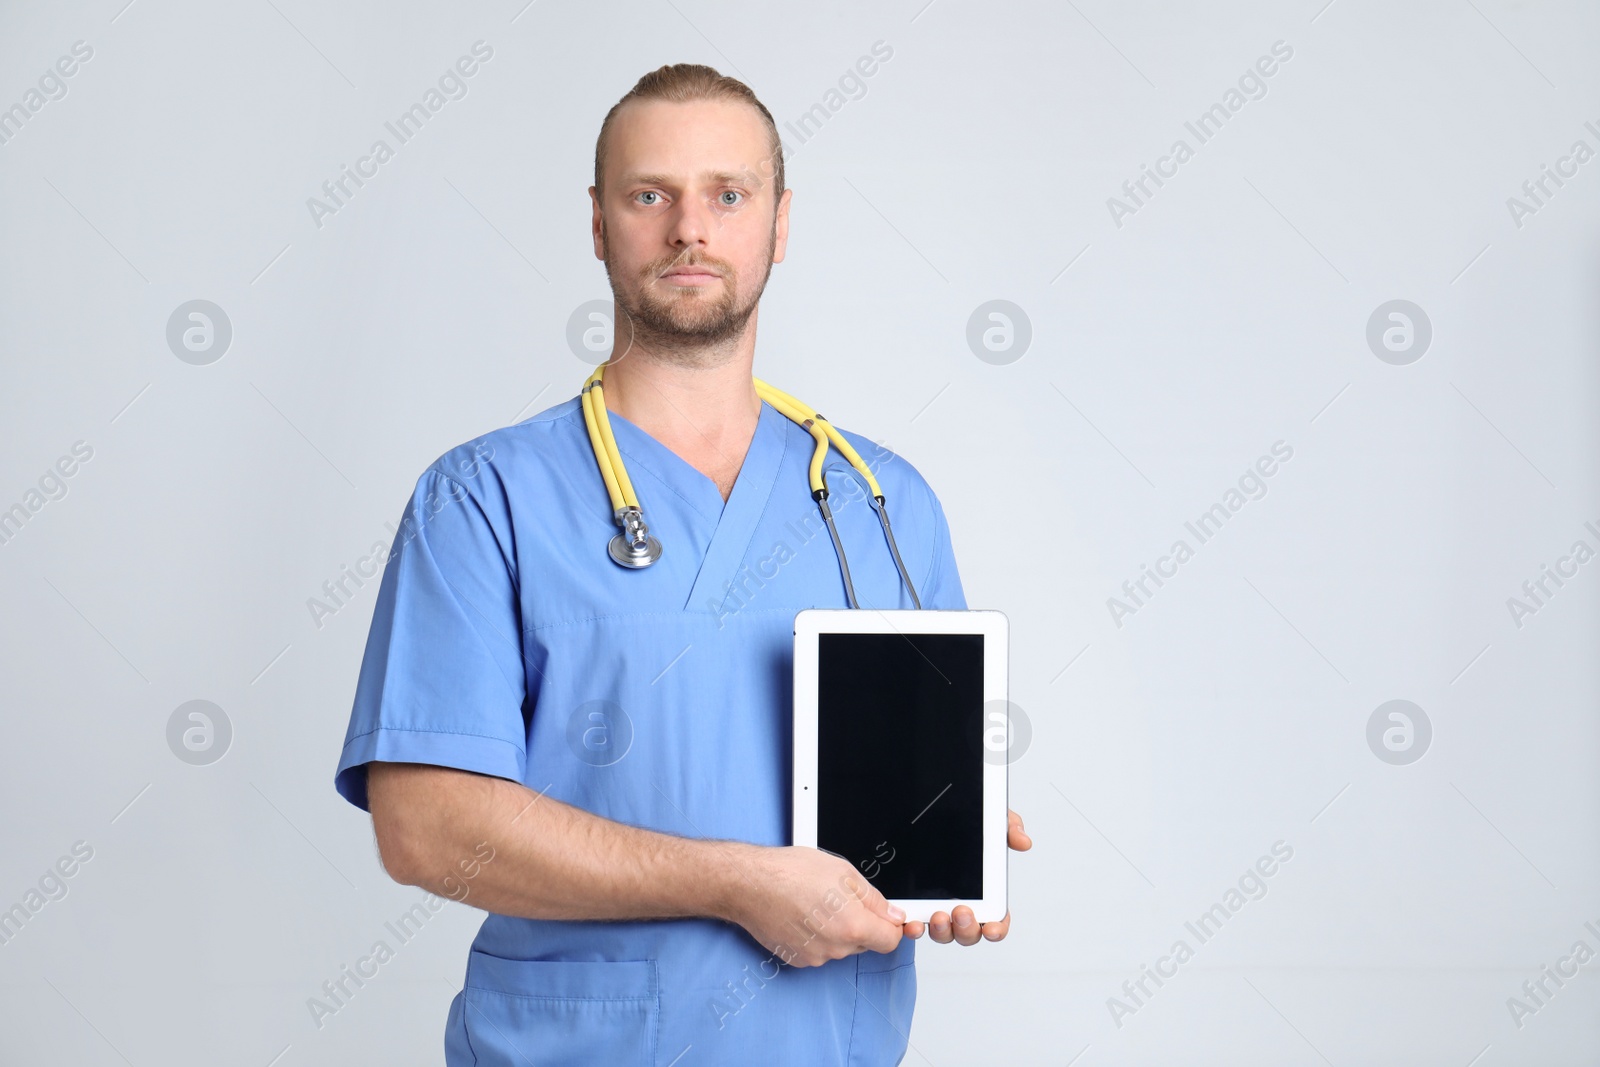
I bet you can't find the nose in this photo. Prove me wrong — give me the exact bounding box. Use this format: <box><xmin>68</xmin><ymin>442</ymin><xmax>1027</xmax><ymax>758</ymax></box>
<box><xmin>663</xmin><ymin>195</ymin><xmax>715</xmax><ymax>256</ymax></box>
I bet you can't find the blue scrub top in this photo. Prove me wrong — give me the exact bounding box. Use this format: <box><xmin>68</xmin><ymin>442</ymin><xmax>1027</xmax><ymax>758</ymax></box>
<box><xmin>334</xmin><ymin>392</ymin><xmax>967</xmax><ymax>1067</ymax></box>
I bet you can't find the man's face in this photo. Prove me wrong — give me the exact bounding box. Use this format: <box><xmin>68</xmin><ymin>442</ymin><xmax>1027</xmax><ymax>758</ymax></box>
<box><xmin>591</xmin><ymin>98</ymin><xmax>791</xmax><ymax>356</ymax></box>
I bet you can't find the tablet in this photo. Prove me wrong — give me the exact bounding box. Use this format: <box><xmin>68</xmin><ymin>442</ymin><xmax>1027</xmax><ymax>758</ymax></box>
<box><xmin>792</xmin><ymin>608</ymin><xmax>1008</xmax><ymax>924</ymax></box>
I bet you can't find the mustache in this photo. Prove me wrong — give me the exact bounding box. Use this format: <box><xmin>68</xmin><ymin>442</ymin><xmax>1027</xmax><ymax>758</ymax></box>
<box><xmin>649</xmin><ymin>246</ymin><xmax>730</xmax><ymax>278</ymax></box>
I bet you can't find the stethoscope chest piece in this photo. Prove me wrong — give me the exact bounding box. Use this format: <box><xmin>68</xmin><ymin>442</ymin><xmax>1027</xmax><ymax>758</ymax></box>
<box><xmin>607</xmin><ymin>505</ymin><xmax>662</xmax><ymax>569</ymax></box>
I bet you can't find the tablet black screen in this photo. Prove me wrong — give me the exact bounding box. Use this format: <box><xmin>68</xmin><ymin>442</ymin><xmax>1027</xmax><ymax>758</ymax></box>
<box><xmin>815</xmin><ymin>631</ymin><xmax>985</xmax><ymax>900</ymax></box>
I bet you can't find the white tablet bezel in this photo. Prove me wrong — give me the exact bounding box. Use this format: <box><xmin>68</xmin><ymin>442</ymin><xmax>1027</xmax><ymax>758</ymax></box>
<box><xmin>792</xmin><ymin>607</ymin><xmax>1008</xmax><ymax>924</ymax></box>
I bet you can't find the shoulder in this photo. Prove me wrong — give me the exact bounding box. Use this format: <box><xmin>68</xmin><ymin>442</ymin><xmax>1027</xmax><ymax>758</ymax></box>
<box><xmin>757</xmin><ymin>393</ymin><xmax>951</xmax><ymax>528</ymax></box>
<box><xmin>827</xmin><ymin>421</ymin><xmax>945</xmax><ymax>514</ymax></box>
<box><xmin>412</xmin><ymin>395</ymin><xmax>588</xmax><ymax>499</ymax></box>
<box><xmin>387</xmin><ymin>397</ymin><xmax>590</xmax><ymax>576</ymax></box>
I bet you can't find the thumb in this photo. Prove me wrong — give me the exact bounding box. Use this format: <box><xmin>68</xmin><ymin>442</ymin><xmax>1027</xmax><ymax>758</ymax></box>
<box><xmin>857</xmin><ymin>882</ymin><xmax>908</xmax><ymax>955</ymax></box>
<box><xmin>843</xmin><ymin>873</ymin><xmax>905</xmax><ymax>925</ymax></box>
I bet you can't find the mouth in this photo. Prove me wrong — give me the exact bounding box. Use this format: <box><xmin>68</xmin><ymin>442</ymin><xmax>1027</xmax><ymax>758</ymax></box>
<box><xmin>659</xmin><ymin>265</ymin><xmax>723</xmax><ymax>285</ymax></box>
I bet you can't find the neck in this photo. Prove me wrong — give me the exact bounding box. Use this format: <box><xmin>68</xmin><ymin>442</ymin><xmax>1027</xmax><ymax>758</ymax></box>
<box><xmin>597</xmin><ymin>349</ymin><xmax>762</xmax><ymax>455</ymax></box>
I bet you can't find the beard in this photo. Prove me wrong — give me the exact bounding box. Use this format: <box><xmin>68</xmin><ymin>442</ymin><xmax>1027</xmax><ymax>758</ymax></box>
<box><xmin>602</xmin><ymin>223</ymin><xmax>776</xmax><ymax>365</ymax></box>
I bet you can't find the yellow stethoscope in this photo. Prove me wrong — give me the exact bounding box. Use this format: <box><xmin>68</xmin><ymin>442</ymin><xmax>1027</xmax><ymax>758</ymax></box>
<box><xmin>579</xmin><ymin>364</ymin><xmax>921</xmax><ymax>609</ymax></box>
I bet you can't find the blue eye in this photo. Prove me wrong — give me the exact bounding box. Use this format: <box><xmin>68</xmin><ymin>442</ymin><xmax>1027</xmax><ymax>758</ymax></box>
<box><xmin>719</xmin><ymin>190</ymin><xmax>742</xmax><ymax>206</ymax></box>
<box><xmin>637</xmin><ymin>191</ymin><xmax>661</xmax><ymax>205</ymax></box>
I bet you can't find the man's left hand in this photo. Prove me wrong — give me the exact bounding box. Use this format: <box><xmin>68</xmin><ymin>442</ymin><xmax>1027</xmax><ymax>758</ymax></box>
<box><xmin>902</xmin><ymin>808</ymin><xmax>1031</xmax><ymax>945</ymax></box>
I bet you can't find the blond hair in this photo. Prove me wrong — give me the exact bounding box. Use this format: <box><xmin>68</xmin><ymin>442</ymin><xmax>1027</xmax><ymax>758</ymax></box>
<box><xmin>594</xmin><ymin>63</ymin><xmax>784</xmax><ymax>204</ymax></box>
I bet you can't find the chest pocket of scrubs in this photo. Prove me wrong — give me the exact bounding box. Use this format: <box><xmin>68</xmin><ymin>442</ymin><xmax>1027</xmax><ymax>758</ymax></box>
<box><xmin>462</xmin><ymin>950</ymin><xmax>658</xmax><ymax>1067</ymax></box>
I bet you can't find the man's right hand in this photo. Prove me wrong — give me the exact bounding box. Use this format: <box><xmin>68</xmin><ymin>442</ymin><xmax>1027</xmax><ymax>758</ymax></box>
<box><xmin>720</xmin><ymin>845</ymin><xmax>905</xmax><ymax>968</ymax></box>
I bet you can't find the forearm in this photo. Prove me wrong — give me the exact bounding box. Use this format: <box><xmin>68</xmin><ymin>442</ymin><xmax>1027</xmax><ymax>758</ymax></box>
<box><xmin>369</xmin><ymin>762</ymin><xmax>754</xmax><ymax>922</ymax></box>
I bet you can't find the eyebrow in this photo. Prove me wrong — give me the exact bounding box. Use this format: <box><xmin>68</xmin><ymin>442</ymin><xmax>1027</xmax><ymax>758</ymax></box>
<box><xmin>619</xmin><ymin>170</ymin><xmax>758</xmax><ymax>189</ymax></box>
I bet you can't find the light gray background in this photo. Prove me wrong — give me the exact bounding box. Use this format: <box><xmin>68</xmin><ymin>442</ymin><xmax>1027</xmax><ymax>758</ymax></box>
<box><xmin>2</xmin><ymin>0</ymin><xmax>1597</xmax><ymax>1064</ymax></box>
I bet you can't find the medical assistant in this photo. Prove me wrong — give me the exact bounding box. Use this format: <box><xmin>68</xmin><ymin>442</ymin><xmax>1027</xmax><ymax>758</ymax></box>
<box><xmin>334</xmin><ymin>390</ymin><xmax>967</xmax><ymax>1067</ymax></box>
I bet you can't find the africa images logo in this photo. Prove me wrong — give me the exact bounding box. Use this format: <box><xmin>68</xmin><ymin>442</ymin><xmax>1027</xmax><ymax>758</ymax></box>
<box><xmin>1106</xmin><ymin>40</ymin><xmax>1295</xmax><ymax>228</ymax></box>
<box><xmin>1107</xmin><ymin>841</ymin><xmax>1295</xmax><ymax>1028</ymax></box>
<box><xmin>305</xmin><ymin>41</ymin><xmax>494</xmax><ymax>229</ymax></box>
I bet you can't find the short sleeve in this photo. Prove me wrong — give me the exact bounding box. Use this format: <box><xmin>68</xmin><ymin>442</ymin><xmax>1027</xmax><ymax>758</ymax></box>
<box><xmin>333</xmin><ymin>467</ymin><xmax>527</xmax><ymax>812</ymax></box>
<box><xmin>920</xmin><ymin>490</ymin><xmax>968</xmax><ymax>611</ymax></box>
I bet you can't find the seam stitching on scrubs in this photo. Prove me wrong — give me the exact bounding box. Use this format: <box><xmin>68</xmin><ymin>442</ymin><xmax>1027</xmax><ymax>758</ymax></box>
<box><xmin>517</xmin><ymin>400</ymin><xmax>575</xmax><ymax>425</ymax></box>
<box><xmin>428</xmin><ymin>538</ymin><xmax>533</xmax><ymax>695</ymax></box>
<box><xmin>604</xmin><ymin>398</ymin><xmax>787</xmax><ymax>523</ymax></box>
<box><xmin>459</xmin><ymin>986</ymin><xmax>481</xmax><ymax>1067</ymax></box>
<box><xmin>596</xmin><ymin>396</ymin><xmax>743</xmax><ymax>522</ymax></box>
<box><xmin>920</xmin><ymin>489</ymin><xmax>951</xmax><ymax>602</ymax></box>
<box><xmin>522</xmin><ymin>605</ymin><xmax>796</xmax><ymax>633</ymax></box>
<box><xmin>726</xmin><ymin>403</ymin><xmax>790</xmax><ymax>578</ymax></box>
<box><xmin>857</xmin><ymin>959</ymin><xmax>914</xmax><ymax>976</ymax></box>
<box><xmin>422</xmin><ymin>468</ymin><xmax>521</xmax><ymax>590</ymax></box>
<box><xmin>341</xmin><ymin>726</ymin><xmax>523</xmax><ymax>748</ymax></box>
<box><xmin>845</xmin><ymin>953</ymin><xmax>863</xmax><ymax>1056</ymax></box>
<box><xmin>613</xmin><ymin>440</ymin><xmax>719</xmax><ymax>520</ymax></box>
<box><xmin>465</xmin><ymin>989</ymin><xmax>656</xmax><ymax>1002</ymax></box>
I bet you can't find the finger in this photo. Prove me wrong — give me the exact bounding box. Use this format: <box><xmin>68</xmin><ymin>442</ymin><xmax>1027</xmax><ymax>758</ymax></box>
<box><xmin>865</xmin><ymin>919</ymin><xmax>903</xmax><ymax>955</ymax></box>
<box><xmin>981</xmin><ymin>910</ymin><xmax>1012</xmax><ymax>942</ymax></box>
<box><xmin>1007</xmin><ymin>809</ymin><xmax>1033</xmax><ymax>851</ymax></box>
<box><xmin>928</xmin><ymin>910</ymin><xmax>953</xmax><ymax>944</ymax></box>
<box><xmin>903</xmin><ymin>921</ymin><xmax>926</xmax><ymax>939</ymax></box>
<box><xmin>951</xmin><ymin>905</ymin><xmax>982</xmax><ymax>946</ymax></box>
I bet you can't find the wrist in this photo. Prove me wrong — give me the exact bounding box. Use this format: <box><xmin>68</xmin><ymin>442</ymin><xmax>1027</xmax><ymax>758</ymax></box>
<box><xmin>699</xmin><ymin>839</ymin><xmax>761</xmax><ymax>925</ymax></box>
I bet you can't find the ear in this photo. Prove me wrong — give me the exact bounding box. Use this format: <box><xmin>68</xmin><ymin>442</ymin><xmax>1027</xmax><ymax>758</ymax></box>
<box><xmin>589</xmin><ymin>186</ymin><xmax>605</xmax><ymax>261</ymax></box>
<box><xmin>772</xmin><ymin>187</ymin><xmax>793</xmax><ymax>265</ymax></box>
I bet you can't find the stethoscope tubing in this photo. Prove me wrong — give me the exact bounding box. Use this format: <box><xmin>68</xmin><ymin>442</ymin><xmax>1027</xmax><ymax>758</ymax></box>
<box><xmin>579</xmin><ymin>364</ymin><xmax>921</xmax><ymax>609</ymax></box>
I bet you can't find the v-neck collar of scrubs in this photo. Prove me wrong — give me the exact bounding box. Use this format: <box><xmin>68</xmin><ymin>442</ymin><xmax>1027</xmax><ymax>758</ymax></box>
<box><xmin>603</xmin><ymin>398</ymin><xmax>789</xmax><ymax>610</ymax></box>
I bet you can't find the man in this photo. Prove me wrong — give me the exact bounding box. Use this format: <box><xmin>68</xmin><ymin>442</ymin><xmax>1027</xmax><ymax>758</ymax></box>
<box><xmin>334</xmin><ymin>63</ymin><xmax>1031</xmax><ymax>1065</ymax></box>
